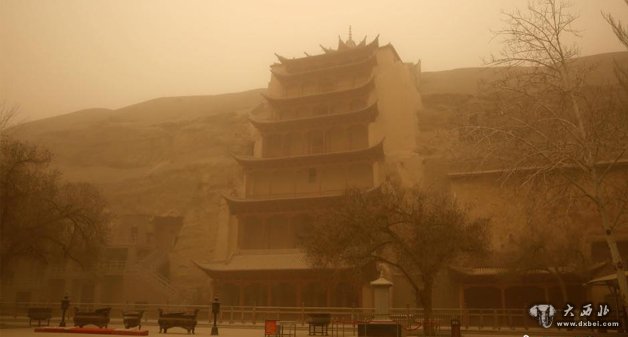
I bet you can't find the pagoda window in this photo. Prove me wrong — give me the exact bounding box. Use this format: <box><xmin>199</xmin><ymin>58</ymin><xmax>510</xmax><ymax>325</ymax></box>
<box><xmin>283</xmin><ymin>132</ymin><xmax>305</xmax><ymax>156</ymax></box>
<box><xmin>294</xmin><ymin>213</ymin><xmax>313</xmax><ymax>242</ymax></box>
<box><xmin>292</xmin><ymin>108</ymin><xmax>304</xmax><ymax>119</ymax></box>
<box><xmin>277</xmin><ymin>107</ymin><xmax>303</xmax><ymax>120</ymax></box>
<box><xmin>328</xmin><ymin>102</ymin><xmax>340</xmax><ymax>114</ymax></box>
<box><xmin>238</xmin><ymin>216</ymin><xmax>266</xmax><ymax>249</ymax></box>
<box><xmin>303</xmin><ymin>282</ymin><xmax>326</xmax><ymax>307</ymax></box>
<box><xmin>277</xmin><ymin>109</ymin><xmax>292</xmax><ymax>120</ymax></box>
<box><xmin>347</xmin><ymin>163</ymin><xmax>373</xmax><ymax>188</ymax></box>
<box><xmin>333</xmin><ymin>282</ymin><xmax>358</xmax><ymax>307</ymax></box>
<box><xmin>350</xmin><ymin>99</ymin><xmax>366</xmax><ymax>111</ymax></box>
<box><xmin>268</xmin><ymin>215</ymin><xmax>296</xmax><ymax>249</ymax></box>
<box><xmin>337</xmin><ymin>74</ymin><xmax>355</xmax><ymax>89</ymax></box>
<box><xmin>308</xmin><ymin>168</ymin><xmax>317</xmax><ymax>183</ymax></box>
<box><xmin>353</xmin><ymin>71</ymin><xmax>369</xmax><ymax>85</ymax></box>
<box><xmin>302</xmin><ymin>81</ymin><xmax>316</xmax><ymax>95</ymax></box>
<box><xmin>284</xmin><ymin>84</ymin><xmax>299</xmax><ymax>97</ymax></box>
<box><xmin>130</xmin><ymin>226</ymin><xmax>138</xmax><ymax>243</ymax></box>
<box><xmin>271</xmin><ymin>282</ymin><xmax>297</xmax><ymax>306</ymax></box>
<box><xmin>251</xmin><ymin>171</ymin><xmax>270</xmax><ymax>196</ymax></box>
<box><xmin>320</xmin><ymin>166</ymin><xmax>345</xmax><ymax>192</ymax></box>
<box><xmin>348</xmin><ymin>124</ymin><xmax>369</xmax><ymax>150</ymax></box>
<box><xmin>319</xmin><ymin>77</ymin><xmax>336</xmax><ymax>93</ymax></box>
<box><xmin>243</xmin><ymin>283</ymin><xmax>267</xmax><ymax>306</ymax></box>
<box><xmin>325</xmin><ymin>127</ymin><xmax>347</xmax><ymax>153</ymax></box>
<box><xmin>308</xmin><ymin>130</ymin><xmax>325</xmax><ymax>154</ymax></box>
<box><xmin>270</xmin><ymin>169</ymin><xmax>294</xmax><ymax>195</ymax></box>
<box><xmin>219</xmin><ymin>283</ymin><xmax>241</xmax><ymax>306</ymax></box>
<box><xmin>296</xmin><ymin>168</ymin><xmax>318</xmax><ymax>194</ymax></box>
<box><xmin>313</xmin><ymin>104</ymin><xmax>327</xmax><ymax>116</ymax></box>
<box><xmin>264</xmin><ymin>134</ymin><xmax>283</xmax><ymax>157</ymax></box>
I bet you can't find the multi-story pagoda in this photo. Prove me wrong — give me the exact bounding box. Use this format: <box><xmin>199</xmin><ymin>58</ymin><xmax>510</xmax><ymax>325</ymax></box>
<box><xmin>198</xmin><ymin>31</ymin><xmax>422</xmax><ymax>307</ymax></box>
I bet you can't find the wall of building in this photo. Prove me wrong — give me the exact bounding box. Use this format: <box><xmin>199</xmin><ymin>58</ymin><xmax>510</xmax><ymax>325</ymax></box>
<box><xmin>261</xmin><ymin>124</ymin><xmax>369</xmax><ymax>157</ymax></box>
<box><xmin>369</xmin><ymin>47</ymin><xmax>424</xmax><ymax>186</ymax></box>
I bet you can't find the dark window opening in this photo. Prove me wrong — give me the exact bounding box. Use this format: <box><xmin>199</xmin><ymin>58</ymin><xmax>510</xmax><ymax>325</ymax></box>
<box><xmin>308</xmin><ymin>168</ymin><xmax>317</xmax><ymax>183</ymax></box>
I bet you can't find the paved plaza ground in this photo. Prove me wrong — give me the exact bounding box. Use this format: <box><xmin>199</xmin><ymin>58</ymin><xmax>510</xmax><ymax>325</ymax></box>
<box><xmin>1</xmin><ymin>318</ymin><xmax>627</xmax><ymax>337</ymax></box>
<box><xmin>1</xmin><ymin>325</ymin><xmax>627</xmax><ymax>337</ymax></box>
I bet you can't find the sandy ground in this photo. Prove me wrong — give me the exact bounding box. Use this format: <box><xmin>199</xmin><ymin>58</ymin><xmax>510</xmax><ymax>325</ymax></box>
<box><xmin>1</xmin><ymin>322</ymin><xmax>627</xmax><ymax>337</ymax></box>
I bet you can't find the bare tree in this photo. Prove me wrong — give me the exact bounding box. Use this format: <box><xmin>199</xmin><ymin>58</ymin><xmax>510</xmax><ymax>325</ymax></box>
<box><xmin>0</xmin><ymin>129</ymin><xmax>110</xmax><ymax>279</ymax></box>
<box><xmin>604</xmin><ymin>0</ymin><xmax>628</xmax><ymax>49</ymax></box>
<box><xmin>603</xmin><ymin>1</ymin><xmax>628</xmax><ymax>117</ymax></box>
<box><xmin>0</xmin><ymin>102</ymin><xmax>19</xmax><ymax>136</ymax></box>
<box><xmin>301</xmin><ymin>181</ymin><xmax>488</xmax><ymax>335</ymax></box>
<box><xmin>463</xmin><ymin>0</ymin><xmax>628</xmax><ymax>311</ymax></box>
<box><xmin>505</xmin><ymin>185</ymin><xmax>592</xmax><ymax>302</ymax></box>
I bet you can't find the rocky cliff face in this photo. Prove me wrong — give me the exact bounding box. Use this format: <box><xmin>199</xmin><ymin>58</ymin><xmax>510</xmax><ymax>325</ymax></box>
<box><xmin>13</xmin><ymin>90</ymin><xmax>263</xmax><ymax>301</ymax></box>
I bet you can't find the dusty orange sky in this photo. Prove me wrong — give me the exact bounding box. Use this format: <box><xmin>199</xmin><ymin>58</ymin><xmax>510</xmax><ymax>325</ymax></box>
<box><xmin>1</xmin><ymin>0</ymin><xmax>626</xmax><ymax>122</ymax></box>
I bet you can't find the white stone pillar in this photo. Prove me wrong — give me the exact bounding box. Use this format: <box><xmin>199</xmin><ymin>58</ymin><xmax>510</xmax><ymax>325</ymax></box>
<box><xmin>370</xmin><ymin>274</ymin><xmax>393</xmax><ymax>321</ymax></box>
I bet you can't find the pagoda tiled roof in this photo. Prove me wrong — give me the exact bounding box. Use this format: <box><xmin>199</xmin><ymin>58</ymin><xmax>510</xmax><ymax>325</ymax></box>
<box><xmin>222</xmin><ymin>185</ymin><xmax>381</xmax><ymax>215</ymax></box>
<box><xmin>274</xmin><ymin>36</ymin><xmax>379</xmax><ymax>72</ymax></box>
<box><xmin>271</xmin><ymin>54</ymin><xmax>377</xmax><ymax>80</ymax></box>
<box><xmin>223</xmin><ymin>192</ymin><xmax>344</xmax><ymax>215</ymax></box>
<box><xmin>262</xmin><ymin>76</ymin><xmax>375</xmax><ymax>107</ymax></box>
<box><xmin>233</xmin><ymin>139</ymin><xmax>384</xmax><ymax>169</ymax></box>
<box><xmin>248</xmin><ymin>101</ymin><xmax>378</xmax><ymax>133</ymax></box>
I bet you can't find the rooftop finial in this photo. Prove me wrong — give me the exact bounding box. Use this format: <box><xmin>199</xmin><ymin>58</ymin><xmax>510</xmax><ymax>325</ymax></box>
<box><xmin>349</xmin><ymin>25</ymin><xmax>352</xmax><ymax>41</ymax></box>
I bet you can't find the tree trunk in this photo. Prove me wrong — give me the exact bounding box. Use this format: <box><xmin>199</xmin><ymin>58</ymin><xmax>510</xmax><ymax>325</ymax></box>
<box><xmin>597</xmin><ymin>200</ymin><xmax>628</xmax><ymax>324</ymax></box>
<box><xmin>422</xmin><ymin>277</ymin><xmax>434</xmax><ymax>336</ymax></box>
<box><xmin>589</xmin><ymin>167</ymin><xmax>628</xmax><ymax>322</ymax></box>
<box><xmin>414</xmin><ymin>290</ymin><xmax>422</xmax><ymax>310</ymax></box>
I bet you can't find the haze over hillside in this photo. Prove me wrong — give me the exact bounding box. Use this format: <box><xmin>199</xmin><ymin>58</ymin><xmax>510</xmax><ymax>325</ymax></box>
<box><xmin>9</xmin><ymin>51</ymin><xmax>627</xmax><ymax>294</ymax></box>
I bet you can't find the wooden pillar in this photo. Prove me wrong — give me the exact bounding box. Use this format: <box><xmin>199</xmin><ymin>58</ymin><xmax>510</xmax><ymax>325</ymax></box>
<box><xmin>357</xmin><ymin>280</ymin><xmax>363</xmax><ymax>307</ymax></box>
<box><xmin>500</xmin><ymin>286</ymin><xmax>506</xmax><ymax>309</ymax></box>
<box><xmin>326</xmin><ymin>284</ymin><xmax>332</xmax><ymax>307</ymax></box>
<box><xmin>296</xmin><ymin>281</ymin><xmax>303</xmax><ymax>307</ymax></box>
<box><xmin>458</xmin><ymin>285</ymin><xmax>465</xmax><ymax>309</ymax></box>
<box><xmin>239</xmin><ymin>282</ymin><xmax>245</xmax><ymax>307</ymax></box>
<box><xmin>267</xmin><ymin>282</ymin><xmax>272</xmax><ymax>306</ymax></box>
<box><xmin>496</xmin><ymin>285</ymin><xmax>507</xmax><ymax>328</ymax></box>
<box><xmin>211</xmin><ymin>279</ymin><xmax>219</xmax><ymax>301</ymax></box>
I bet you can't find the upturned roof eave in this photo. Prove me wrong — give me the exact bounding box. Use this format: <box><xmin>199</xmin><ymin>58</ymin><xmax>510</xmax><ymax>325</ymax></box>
<box><xmin>261</xmin><ymin>76</ymin><xmax>375</xmax><ymax>106</ymax></box>
<box><xmin>248</xmin><ymin>101</ymin><xmax>378</xmax><ymax>132</ymax></box>
<box><xmin>233</xmin><ymin>138</ymin><xmax>385</xmax><ymax>169</ymax></box>
<box><xmin>271</xmin><ymin>54</ymin><xmax>377</xmax><ymax>80</ymax></box>
<box><xmin>273</xmin><ymin>35</ymin><xmax>379</xmax><ymax>67</ymax></box>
